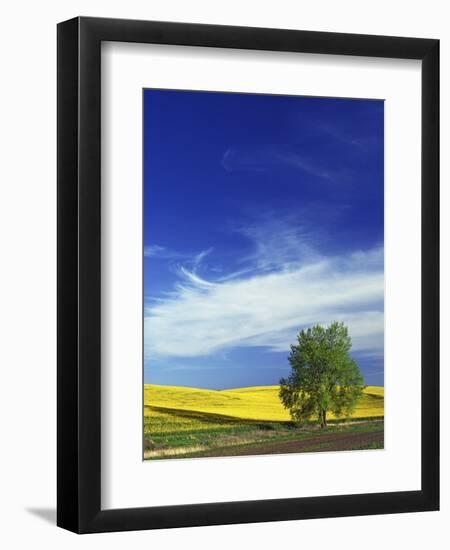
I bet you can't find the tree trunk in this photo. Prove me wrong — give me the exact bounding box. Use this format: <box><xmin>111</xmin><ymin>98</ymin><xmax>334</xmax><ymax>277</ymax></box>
<box><xmin>321</xmin><ymin>410</ymin><xmax>327</xmax><ymax>428</ymax></box>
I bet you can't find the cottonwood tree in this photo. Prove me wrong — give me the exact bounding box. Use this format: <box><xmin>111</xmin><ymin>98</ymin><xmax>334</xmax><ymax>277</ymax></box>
<box><xmin>279</xmin><ymin>322</ymin><xmax>364</xmax><ymax>428</ymax></box>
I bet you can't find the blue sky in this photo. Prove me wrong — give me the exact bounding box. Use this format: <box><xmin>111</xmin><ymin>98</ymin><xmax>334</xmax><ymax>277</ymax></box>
<box><xmin>143</xmin><ymin>89</ymin><xmax>384</xmax><ymax>389</ymax></box>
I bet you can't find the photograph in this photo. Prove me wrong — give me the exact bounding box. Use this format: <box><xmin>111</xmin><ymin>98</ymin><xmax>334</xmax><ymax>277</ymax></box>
<box><xmin>142</xmin><ymin>89</ymin><xmax>385</xmax><ymax>460</ymax></box>
<box><xmin>0</xmin><ymin>0</ymin><xmax>442</xmax><ymax>542</ymax></box>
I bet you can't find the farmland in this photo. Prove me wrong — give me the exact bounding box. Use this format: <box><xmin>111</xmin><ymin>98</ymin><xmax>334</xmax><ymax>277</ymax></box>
<box><xmin>143</xmin><ymin>384</ymin><xmax>384</xmax><ymax>459</ymax></box>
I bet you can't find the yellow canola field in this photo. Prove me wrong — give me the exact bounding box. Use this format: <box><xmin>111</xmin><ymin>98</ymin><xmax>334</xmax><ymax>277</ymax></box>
<box><xmin>144</xmin><ymin>384</ymin><xmax>384</xmax><ymax>428</ymax></box>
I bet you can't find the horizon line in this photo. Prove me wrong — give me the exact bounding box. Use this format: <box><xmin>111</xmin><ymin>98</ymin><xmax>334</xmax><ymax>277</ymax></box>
<box><xmin>144</xmin><ymin>382</ymin><xmax>384</xmax><ymax>391</ymax></box>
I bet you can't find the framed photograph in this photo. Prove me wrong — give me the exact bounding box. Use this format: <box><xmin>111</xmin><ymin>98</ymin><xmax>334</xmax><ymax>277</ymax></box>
<box><xmin>57</xmin><ymin>17</ymin><xmax>439</xmax><ymax>533</ymax></box>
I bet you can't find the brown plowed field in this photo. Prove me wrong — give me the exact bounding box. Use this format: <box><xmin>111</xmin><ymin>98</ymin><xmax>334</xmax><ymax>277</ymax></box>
<box><xmin>188</xmin><ymin>428</ymin><xmax>384</xmax><ymax>458</ymax></box>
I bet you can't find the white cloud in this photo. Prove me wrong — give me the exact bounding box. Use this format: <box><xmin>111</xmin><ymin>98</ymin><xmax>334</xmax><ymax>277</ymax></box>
<box><xmin>235</xmin><ymin>216</ymin><xmax>319</xmax><ymax>272</ymax></box>
<box><xmin>144</xmin><ymin>242</ymin><xmax>384</xmax><ymax>360</ymax></box>
<box><xmin>144</xmin><ymin>244</ymin><xmax>167</xmax><ymax>257</ymax></box>
<box><xmin>179</xmin><ymin>266</ymin><xmax>216</xmax><ymax>289</ymax></box>
<box><xmin>192</xmin><ymin>247</ymin><xmax>213</xmax><ymax>270</ymax></box>
<box><xmin>221</xmin><ymin>145</ymin><xmax>352</xmax><ymax>184</ymax></box>
<box><xmin>144</xmin><ymin>244</ymin><xmax>213</xmax><ymax>270</ymax></box>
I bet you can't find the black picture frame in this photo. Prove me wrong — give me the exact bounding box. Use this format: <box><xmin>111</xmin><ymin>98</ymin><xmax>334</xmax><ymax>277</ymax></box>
<box><xmin>57</xmin><ymin>16</ymin><xmax>439</xmax><ymax>533</ymax></box>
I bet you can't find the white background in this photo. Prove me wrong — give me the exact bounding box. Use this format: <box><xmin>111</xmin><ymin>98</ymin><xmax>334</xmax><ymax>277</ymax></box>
<box><xmin>102</xmin><ymin>43</ymin><xmax>421</xmax><ymax>509</ymax></box>
<box><xmin>0</xmin><ymin>0</ymin><xmax>448</xmax><ymax>548</ymax></box>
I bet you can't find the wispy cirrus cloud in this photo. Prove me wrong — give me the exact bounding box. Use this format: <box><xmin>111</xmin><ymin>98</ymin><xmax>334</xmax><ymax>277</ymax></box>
<box><xmin>234</xmin><ymin>216</ymin><xmax>318</xmax><ymax>273</ymax></box>
<box><xmin>144</xmin><ymin>244</ymin><xmax>187</xmax><ymax>260</ymax></box>
<box><xmin>221</xmin><ymin>144</ymin><xmax>356</xmax><ymax>185</ymax></box>
<box><xmin>192</xmin><ymin>248</ymin><xmax>213</xmax><ymax>269</ymax></box>
<box><xmin>144</xmin><ymin>244</ymin><xmax>213</xmax><ymax>269</ymax></box>
<box><xmin>221</xmin><ymin>145</ymin><xmax>337</xmax><ymax>180</ymax></box>
<box><xmin>221</xmin><ymin>148</ymin><xmax>269</xmax><ymax>173</ymax></box>
<box><xmin>144</xmin><ymin>219</ymin><xmax>384</xmax><ymax>361</ymax></box>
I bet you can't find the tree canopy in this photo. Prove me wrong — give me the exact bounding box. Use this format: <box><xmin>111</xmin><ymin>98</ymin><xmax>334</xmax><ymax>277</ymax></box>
<box><xmin>279</xmin><ymin>322</ymin><xmax>364</xmax><ymax>428</ymax></box>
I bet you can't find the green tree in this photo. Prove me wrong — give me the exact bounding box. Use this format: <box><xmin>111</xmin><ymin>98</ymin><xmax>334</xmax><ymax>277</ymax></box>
<box><xmin>279</xmin><ymin>322</ymin><xmax>364</xmax><ymax>428</ymax></box>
